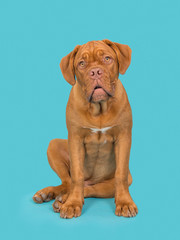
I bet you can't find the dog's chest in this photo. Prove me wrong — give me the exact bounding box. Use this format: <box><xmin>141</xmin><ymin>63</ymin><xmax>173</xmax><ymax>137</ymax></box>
<box><xmin>84</xmin><ymin>128</ymin><xmax>113</xmax><ymax>155</ymax></box>
<box><xmin>83</xmin><ymin>128</ymin><xmax>115</xmax><ymax>180</ymax></box>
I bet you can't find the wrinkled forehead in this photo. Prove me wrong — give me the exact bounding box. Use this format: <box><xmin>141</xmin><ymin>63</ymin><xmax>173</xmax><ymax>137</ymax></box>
<box><xmin>75</xmin><ymin>41</ymin><xmax>117</xmax><ymax>62</ymax></box>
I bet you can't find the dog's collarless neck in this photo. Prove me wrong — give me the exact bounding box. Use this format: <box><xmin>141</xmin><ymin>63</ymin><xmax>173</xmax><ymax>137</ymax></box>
<box><xmin>88</xmin><ymin>101</ymin><xmax>110</xmax><ymax>116</ymax></box>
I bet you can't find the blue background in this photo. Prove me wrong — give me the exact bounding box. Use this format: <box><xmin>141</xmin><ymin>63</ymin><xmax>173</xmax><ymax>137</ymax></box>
<box><xmin>1</xmin><ymin>0</ymin><xmax>180</xmax><ymax>239</ymax></box>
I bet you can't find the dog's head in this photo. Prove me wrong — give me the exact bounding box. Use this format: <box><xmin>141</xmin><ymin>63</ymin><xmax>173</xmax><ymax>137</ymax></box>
<box><xmin>60</xmin><ymin>40</ymin><xmax>131</xmax><ymax>103</ymax></box>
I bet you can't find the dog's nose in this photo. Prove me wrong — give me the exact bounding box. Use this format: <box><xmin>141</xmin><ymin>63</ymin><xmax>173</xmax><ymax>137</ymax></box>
<box><xmin>89</xmin><ymin>68</ymin><xmax>103</xmax><ymax>78</ymax></box>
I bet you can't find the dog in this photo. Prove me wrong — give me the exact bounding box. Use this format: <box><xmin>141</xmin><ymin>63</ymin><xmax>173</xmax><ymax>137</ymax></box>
<box><xmin>33</xmin><ymin>39</ymin><xmax>138</xmax><ymax>219</ymax></box>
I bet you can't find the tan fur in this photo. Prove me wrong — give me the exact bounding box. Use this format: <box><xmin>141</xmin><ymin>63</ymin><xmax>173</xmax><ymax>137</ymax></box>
<box><xmin>33</xmin><ymin>40</ymin><xmax>138</xmax><ymax>219</ymax></box>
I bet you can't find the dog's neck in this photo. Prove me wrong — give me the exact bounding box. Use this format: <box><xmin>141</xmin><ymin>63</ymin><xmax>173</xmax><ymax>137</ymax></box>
<box><xmin>89</xmin><ymin>101</ymin><xmax>109</xmax><ymax>116</ymax></box>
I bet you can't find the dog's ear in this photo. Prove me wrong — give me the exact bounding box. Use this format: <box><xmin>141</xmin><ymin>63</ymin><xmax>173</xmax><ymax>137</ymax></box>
<box><xmin>102</xmin><ymin>39</ymin><xmax>132</xmax><ymax>75</ymax></box>
<box><xmin>60</xmin><ymin>45</ymin><xmax>81</xmax><ymax>85</ymax></box>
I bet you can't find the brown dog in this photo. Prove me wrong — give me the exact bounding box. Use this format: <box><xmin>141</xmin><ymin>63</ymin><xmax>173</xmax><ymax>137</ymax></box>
<box><xmin>33</xmin><ymin>39</ymin><xmax>138</xmax><ymax>219</ymax></box>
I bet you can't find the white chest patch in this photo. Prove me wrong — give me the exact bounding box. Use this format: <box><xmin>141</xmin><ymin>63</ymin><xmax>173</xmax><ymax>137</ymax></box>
<box><xmin>90</xmin><ymin>126</ymin><xmax>112</xmax><ymax>133</ymax></box>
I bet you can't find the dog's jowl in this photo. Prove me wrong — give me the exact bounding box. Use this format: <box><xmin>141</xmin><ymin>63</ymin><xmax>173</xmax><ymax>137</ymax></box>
<box><xmin>33</xmin><ymin>40</ymin><xmax>138</xmax><ymax>219</ymax></box>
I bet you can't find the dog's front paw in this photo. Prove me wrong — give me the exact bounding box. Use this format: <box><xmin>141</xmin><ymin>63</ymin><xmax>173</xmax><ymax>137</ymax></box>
<box><xmin>115</xmin><ymin>195</ymin><xmax>138</xmax><ymax>217</ymax></box>
<box><xmin>59</xmin><ymin>201</ymin><xmax>83</xmax><ymax>219</ymax></box>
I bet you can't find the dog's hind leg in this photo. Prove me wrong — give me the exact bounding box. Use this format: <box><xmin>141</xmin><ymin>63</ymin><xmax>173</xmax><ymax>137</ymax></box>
<box><xmin>33</xmin><ymin>139</ymin><xmax>71</xmax><ymax>203</ymax></box>
<box><xmin>84</xmin><ymin>172</ymin><xmax>132</xmax><ymax>198</ymax></box>
<box><xmin>84</xmin><ymin>178</ymin><xmax>115</xmax><ymax>198</ymax></box>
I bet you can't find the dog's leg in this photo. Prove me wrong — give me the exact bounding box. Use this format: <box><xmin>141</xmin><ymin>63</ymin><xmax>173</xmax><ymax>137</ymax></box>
<box><xmin>33</xmin><ymin>139</ymin><xmax>71</xmax><ymax>203</ymax></box>
<box><xmin>57</xmin><ymin>134</ymin><xmax>85</xmax><ymax>219</ymax></box>
<box><xmin>114</xmin><ymin>133</ymin><xmax>138</xmax><ymax>217</ymax></box>
<box><xmin>84</xmin><ymin>179</ymin><xmax>115</xmax><ymax>198</ymax></box>
<box><xmin>84</xmin><ymin>172</ymin><xmax>132</xmax><ymax>198</ymax></box>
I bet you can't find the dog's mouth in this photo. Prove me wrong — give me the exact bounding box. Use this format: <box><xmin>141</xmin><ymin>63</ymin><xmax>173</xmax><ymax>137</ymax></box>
<box><xmin>89</xmin><ymin>86</ymin><xmax>112</xmax><ymax>102</ymax></box>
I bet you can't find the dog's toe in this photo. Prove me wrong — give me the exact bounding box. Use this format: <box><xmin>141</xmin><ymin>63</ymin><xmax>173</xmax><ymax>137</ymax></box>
<box><xmin>53</xmin><ymin>200</ymin><xmax>62</xmax><ymax>213</ymax></box>
<box><xmin>33</xmin><ymin>194</ymin><xmax>43</xmax><ymax>203</ymax></box>
<box><xmin>56</xmin><ymin>193</ymin><xmax>69</xmax><ymax>203</ymax></box>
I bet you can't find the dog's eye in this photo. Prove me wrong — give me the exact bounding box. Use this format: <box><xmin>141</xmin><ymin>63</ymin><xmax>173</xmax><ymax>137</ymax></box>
<box><xmin>105</xmin><ymin>56</ymin><xmax>110</xmax><ymax>61</ymax></box>
<box><xmin>79</xmin><ymin>61</ymin><xmax>85</xmax><ymax>67</ymax></box>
